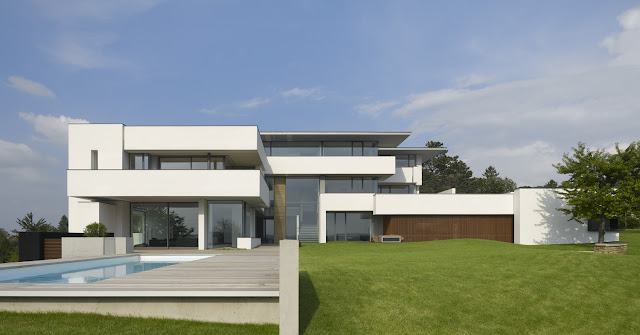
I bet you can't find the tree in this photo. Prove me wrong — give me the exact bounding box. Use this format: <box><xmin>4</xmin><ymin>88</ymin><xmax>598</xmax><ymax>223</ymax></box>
<box><xmin>57</xmin><ymin>215</ymin><xmax>69</xmax><ymax>233</ymax></box>
<box><xmin>84</xmin><ymin>222</ymin><xmax>108</xmax><ymax>237</ymax></box>
<box><xmin>13</xmin><ymin>212</ymin><xmax>57</xmax><ymax>234</ymax></box>
<box><xmin>543</xmin><ymin>179</ymin><xmax>559</xmax><ymax>188</ymax></box>
<box><xmin>0</xmin><ymin>228</ymin><xmax>19</xmax><ymax>263</ymax></box>
<box><xmin>421</xmin><ymin>141</ymin><xmax>476</xmax><ymax>193</ymax></box>
<box><xmin>553</xmin><ymin>142</ymin><xmax>631</xmax><ymax>243</ymax></box>
<box><xmin>475</xmin><ymin>166</ymin><xmax>517</xmax><ymax>194</ymax></box>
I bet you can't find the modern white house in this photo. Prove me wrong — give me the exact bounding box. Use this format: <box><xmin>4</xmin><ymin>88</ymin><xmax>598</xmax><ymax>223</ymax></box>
<box><xmin>67</xmin><ymin>124</ymin><xmax>619</xmax><ymax>249</ymax></box>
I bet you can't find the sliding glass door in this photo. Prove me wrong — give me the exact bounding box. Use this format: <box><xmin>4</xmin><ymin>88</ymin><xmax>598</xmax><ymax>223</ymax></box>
<box><xmin>131</xmin><ymin>202</ymin><xmax>198</xmax><ymax>248</ymax></box>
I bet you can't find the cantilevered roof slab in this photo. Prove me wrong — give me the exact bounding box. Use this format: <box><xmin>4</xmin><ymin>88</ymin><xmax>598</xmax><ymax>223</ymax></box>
<box><xmin>259</xmin><ymin>131</ymin><xmax>411</xmax><ymax>148</ymax></box>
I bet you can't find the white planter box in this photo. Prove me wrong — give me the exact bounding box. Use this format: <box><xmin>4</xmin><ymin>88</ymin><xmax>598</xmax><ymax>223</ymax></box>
<box><xmin>62</xmin><ymin>237</ymin><xmax>133</xmax><ymax>259</ymax></box>
<box><xmin>237</xmin><ymin>237</ymin><xmax>261</xmax><ymax>249</ymax></box>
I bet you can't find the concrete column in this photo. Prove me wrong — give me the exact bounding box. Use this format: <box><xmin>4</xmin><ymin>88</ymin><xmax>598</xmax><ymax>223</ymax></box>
<box><xmin>198</xmin><ymin>199</ymin><xmax>207</xmax><ymax>250</ymax></box>
<box><xmin>279</xmin><ymin>240</ymin><xmax>299</xmax><ymax>335</ymax></box>
<box><xmin>274</xmin><ymin>177</ymin><xmax>286</xmax><ymax>242</ymax></box>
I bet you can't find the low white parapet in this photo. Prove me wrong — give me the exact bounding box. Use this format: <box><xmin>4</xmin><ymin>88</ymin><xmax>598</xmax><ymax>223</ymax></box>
<box><xmin>62</xmin><ymin>237</ymin><xmax>133</xmax><ymax>259</ymax></box>
<box><xmin>237</xmin><ymin>237</ymin><xmax>261</xmax><ymax>250</ymax></box>
<box><xmin>374</xmin><ymin>194</ymin><xmax>514</xmax><ymax>215</ymax></box>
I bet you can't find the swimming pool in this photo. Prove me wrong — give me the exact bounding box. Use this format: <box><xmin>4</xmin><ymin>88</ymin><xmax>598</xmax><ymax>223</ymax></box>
<box><xmin>0</xmin><ymin>255</ymin><xmax>211</xmax><ymax>284</ymax></box>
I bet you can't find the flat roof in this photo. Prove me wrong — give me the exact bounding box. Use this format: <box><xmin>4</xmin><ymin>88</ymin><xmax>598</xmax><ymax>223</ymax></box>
<box><xmin>259</xmin><ymin>131</ymin><xmax>411</xmax><ymax>148</ymax></box>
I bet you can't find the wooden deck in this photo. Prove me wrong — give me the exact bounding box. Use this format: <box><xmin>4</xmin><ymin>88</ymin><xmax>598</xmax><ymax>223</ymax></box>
<box><xmin>0</xmin><ymin>246</ymin><xmax>279</xmax><ymax>297</ymax></box>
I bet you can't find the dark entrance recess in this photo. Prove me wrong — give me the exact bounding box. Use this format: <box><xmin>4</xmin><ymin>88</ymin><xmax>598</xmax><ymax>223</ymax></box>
<box><xmin>383</xmin><ymin>215</ymin><xmax>514</xmax><ymax>243</ymax></box>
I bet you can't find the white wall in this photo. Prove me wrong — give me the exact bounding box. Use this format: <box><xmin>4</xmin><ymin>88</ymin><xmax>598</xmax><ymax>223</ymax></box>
<box><xmin>124</xmin><ymin>126</ymin><xmax>260</xmax><ymax>151</ymax></box>
<box><xmin>379</xmin><ymin>167</ymin><xmax>414</xmax><ymax>184</ymax></box>
<box><xmin>68</xmin><ymin>197</ymin><xmax>130</xmax><ymax>237</ymax></box>
<box><xmin>68</xmin><ymin>170</ymin><xmax>269</xmax><ymax>207</ymax></box>
<box><xmin>68</xmin><ymin>124</ymin><xmax>124</xmax><ymax>169</ymax></box>
<box><xmin>374</xmin><ymin>194</ymin><xmax>514</xmax><ymax>215</ymax></box>
<box><xmin>318</xmin><ymin>193</ymin><xmax>375</xmax><ymax>243</ymax></box>
<box><xmin>264</xmin><ymin>156</ymin><xmax>395</xmax><ymax>176</ymax></box>
<box><xmin>514</xmin><ymin>188</ymin><xmax>619</xmax><ymax>245</ymax></box>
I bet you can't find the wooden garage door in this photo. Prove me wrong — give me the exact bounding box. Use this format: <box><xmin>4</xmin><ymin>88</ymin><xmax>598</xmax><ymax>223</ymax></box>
<box><xmin>383</xmin><ymin>215</ymin><xmax>514</xmax><ymax>243</ymax></box>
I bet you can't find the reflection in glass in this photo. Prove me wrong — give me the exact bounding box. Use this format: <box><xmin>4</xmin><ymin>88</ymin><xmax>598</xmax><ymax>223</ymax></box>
<box><xmin>191</xmin><ymin>157</ymin><xmax>208</xmax><ymax>170</ymax></box>
<box><xmin>286</xmin><ymin>177</ymin><xmax>319</xmax><ymax>241</ymax></box>
<box><xmin>160</xmin><ymin>157</ymin><xmax>191</xmax><ymax>169</ymax></box>
<box><xmin>363</xmin><ymin>142</ymin><xmax>378</xmax><ymax>156</ymax></box>
<box><xmin>326</xmin><ymin>212</ymin><xmax>371</xmax><ymax>242</ymax></box>
<box><xmin>271</xmin><ymin>142</ymin><xmax>322</xmax><ymax>156</ymax></box>
<box><xmin>208</xmin><ymin>201</ymin><xmax>243</xmax><ymax>248</ymax></box>
<box><xmin>167</xmin><ymin>203</ymin><xmax>198</xmax><ymax>247</ymax></box>
<box><xmin>325</xmin><ymin>178</ymin><xmax>378</xmax><ymax>193</ymax></box>
<box><xmin>322</xmin><ymin>142</ymin><xmax>352</xmax><ymax>156</ymax></box>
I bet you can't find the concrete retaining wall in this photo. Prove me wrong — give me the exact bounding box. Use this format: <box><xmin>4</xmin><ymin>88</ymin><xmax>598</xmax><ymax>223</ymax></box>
<box><xmin>62</xmin><ymin>237</ymin><xmax>133</xmax><ymax>259</ymax></box>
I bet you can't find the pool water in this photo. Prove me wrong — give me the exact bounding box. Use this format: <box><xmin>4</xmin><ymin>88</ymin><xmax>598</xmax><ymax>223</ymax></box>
<box><xmin>0</xmin><ymin>261</ymin><xmax>178</xmax><ymax>284</ymax></box>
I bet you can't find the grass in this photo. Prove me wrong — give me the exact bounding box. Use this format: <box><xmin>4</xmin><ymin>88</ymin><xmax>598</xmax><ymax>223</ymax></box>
<box><xmin>3</xmin><ymin>230</ymin><xmax>639</xmax><ymax>334</ymax></box>
<box><xmin>299</xmin><ymin>229</ymin><xmax>640</xmax><ymax>334</ymax></box>
<box><xmin>0</xmin><ymin>311</ymin><xmax>278</xmax><ymax>335</ymax></box>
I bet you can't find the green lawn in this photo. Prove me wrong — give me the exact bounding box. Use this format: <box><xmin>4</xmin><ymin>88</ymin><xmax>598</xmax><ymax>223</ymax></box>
<box><xmin>2</xmin><ymin>230</ymin><xmax>638</xmax><ymax>334</ymax></box>
<box><xmin>299</xmin><ymin>229</ymin><xmax>640</xmax><ymax>334</ymax></box>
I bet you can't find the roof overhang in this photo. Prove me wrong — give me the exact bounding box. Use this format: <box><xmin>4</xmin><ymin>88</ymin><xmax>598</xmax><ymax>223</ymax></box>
<box><xmin>378</xmin><ymin>147</ymin><xmax>447</xmax><ymax>161</ymax></box>
<box><xmin>259</xmin><ymin>131</ymin><xmax>411</xmax><ymax>148</ymax></box>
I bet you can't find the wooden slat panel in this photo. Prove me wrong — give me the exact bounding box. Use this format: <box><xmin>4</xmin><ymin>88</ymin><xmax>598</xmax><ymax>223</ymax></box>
<box><xmin>44</xmin><ymin>239</ymin><xmax>62</xmax><ymax>260</ymax></box>
<box><xmin>273</xmin><ymin>177</ymin><xmax>286</xmax><ymax>242</ymax></box>
<box><xmin>383</xmin><ymin>215</ymin><xmax>514</xmax><ymax>243</ymax></box>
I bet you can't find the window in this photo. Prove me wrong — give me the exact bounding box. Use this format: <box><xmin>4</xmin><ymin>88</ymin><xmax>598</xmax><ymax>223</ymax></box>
<box><xmin>91</xmin><ymin>150</ymin><xmax>98</xmax><ymax>170</ymax></box>
<box><xmin>326</xmin><ymin>212</ymin><xmax>371</xmax><ymax>242</ymax></box>
<box><xmin>378</xmin><ymin>185</ymin><xmax>416</xmax><ymax>194</ymax></box>
<box><xmin>395</xmin><ymin>154</ymin><xmax>416</xmax><ymax>168</ymax></box>
<box><xmin>156</xmin><ymin>156</ymin><xmax>226</xmax><ymax>170</ymax></box>
<box><xmin>263</xmin><ymin>141</ymin><xmax>379</xmax><ymax>156</ymax></box>
<box><xmin>325</xmin><ymin>178</ymin><xmax>378</xmax><ymax>193</ymax></box>
<box><xmin>130</xmin><ymin>154</ymin><xmax>149</xmax><ymax>170</ymax></box>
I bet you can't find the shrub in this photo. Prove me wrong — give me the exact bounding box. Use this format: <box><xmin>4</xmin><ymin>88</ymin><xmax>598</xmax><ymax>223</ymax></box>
<box><xmin>84</xmin><ymin>222</ymin><xmax>108</xmax><ymax>237</ymax></box>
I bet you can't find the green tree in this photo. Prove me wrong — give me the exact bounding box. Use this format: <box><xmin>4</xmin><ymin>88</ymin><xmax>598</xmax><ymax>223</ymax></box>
<box><xmin>554</xmin><ymin>142</ymin><xmax>631</xmax><ymax>243</ymax></box>
<box><xmin>476</xmin><ymin>166</ymin><xmax>517</xmax><ymax>194</ymax></box>
<box><xmin>543</xmin><ymin>179</ymin><xmax>559</xmax><ymax>188</ymax></box>
<box><xmin>13</xmin><ymin>212</ymin><xmax>56</xmax><ymax>234</ymax></box>
<box><xmin>421</xmin><ymin>141</ymin><xmax>477</xmax><ymax>193</ymax></box>
<box><xmin>0</xmin><ymin>228</ymin><xmax>19</xmax><ymax>263</ymax></box>
<box><xmin>57</xmin><ymin>215</ymin><xmax>69</xmax><ymax>233</ymax></box>
<box><xmin>615</xmin><ymin>142</ymin><xmax>640</xmax><ymax>220</ymax></box>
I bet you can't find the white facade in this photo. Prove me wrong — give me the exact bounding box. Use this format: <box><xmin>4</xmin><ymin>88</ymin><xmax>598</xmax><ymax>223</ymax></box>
<box><xmin>67</xmin><ymin>124</ymin><xmax>617</xmax><ymax>248</ymax></box>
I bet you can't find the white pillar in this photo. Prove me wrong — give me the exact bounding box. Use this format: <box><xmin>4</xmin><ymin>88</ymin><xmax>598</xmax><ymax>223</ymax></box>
<box><xmin>279</xmin><ymin>240</ymin><xmax>299</xmax><ymax>335</ymax></box>
<box><xmin>198</xmin><ymin>199</ymin><xmax>207</xmax><ymax>250</ymax></box>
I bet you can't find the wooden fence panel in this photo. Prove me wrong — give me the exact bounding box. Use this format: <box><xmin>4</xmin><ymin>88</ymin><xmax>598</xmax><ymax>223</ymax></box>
<box><xmin>383</xmin><ymin>215</ymin><xmax>514</xmax><ymax>243</ymax></box>
<box><xmin>44</xmin><ymin>239</ymin><xmax>62</xmax><ymax>260</ymax></box>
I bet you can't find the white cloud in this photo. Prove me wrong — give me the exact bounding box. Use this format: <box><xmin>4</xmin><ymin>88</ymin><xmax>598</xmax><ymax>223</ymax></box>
<box><xmin>19</xmin><ymin>113</ymin><xmax>90</xmax><ymax>147</ymax></box>
<box><xmin>0</xmin><ymin>139</ymin><xmax>57</xmax><ymax>182</ymax></box>
<box><xmin>455</xmin><ymin>74</ymin><xmax>496</xmax><ymax>88</ymax></box>
<box><xmin>393</xmin><ymin>89</ymin><xmax>469</xmax><ymax>116</ymax></box>
<box><xmin>198</xmin><ymin>108</ymin><xmax>218</xmax><ymax>115</ymax></box>
<box><xmin>281</xmin><ymin>87</ymin><xmax>325</xmax><ymax>100</ymax></box>
<box><xmin>354</xmin><ymin>101</ymin><xmax>398</xmax><ymax>118</ymax></box>
<box><xmin>238</xmin><ymin>97</ymin><xmax>270</xmax><ymax>109</ymax></box>
<box><xmin>47</xmin><ymin>32</ymin><xmax>130</xmax><ymax>70</ymax></box>
<box><xmin>35</xmin><ymin>0</ymin><xmax>163</xmax><ymax>22</ymax></box>
<box><xmin>601</xmin><ymin>6</ymin><xmax>640</xmax><ymax>67</ymax></box>
<box><xmin>6</xmin><ymin>76</ymin><xmax>56</xmax><ymax>98</ymax></box>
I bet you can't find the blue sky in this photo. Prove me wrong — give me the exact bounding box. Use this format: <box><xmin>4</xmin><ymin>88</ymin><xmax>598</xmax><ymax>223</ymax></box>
<box><xmin>1</xmin><ymin>1</ymin><xmax>640</xmax><ymax>231</ymax></box>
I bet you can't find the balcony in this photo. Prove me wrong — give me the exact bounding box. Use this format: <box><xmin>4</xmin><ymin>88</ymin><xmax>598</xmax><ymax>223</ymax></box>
<box><xmin>264</xmin><ymin>156</ymin><xmax>395</xmax><ymax>176</ymax></box>
<box><xmin>68</xmin><ymin>170</ymin><xmax>269</xmax><ymax>207</ymax></box>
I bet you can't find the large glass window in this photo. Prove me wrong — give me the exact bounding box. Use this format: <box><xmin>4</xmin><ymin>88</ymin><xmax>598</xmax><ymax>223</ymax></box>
<box><xmin>208</xmin><ymin>201</ymin><xmax>243</xmax><ymax>248</ymax></box>
<box><xmin>131</xmin><ymin>203</ymin><xmax>198</xmax><ymax>248</ymax></box>
<box><xmin>378</xmin><ymin>185</ymin><xmax>416</xmax><ymax>194</ymax></box>
<box><xmin>325</xmin><ymin>177</ymin><xmax>377</xmax><ymax>193</ymax></box>
<box><xmin>286</xmin><ymin>177</ymin><xmax>319</xmax><ymax>241</ymax></box>
<box><xmin>322</xmin><ymin>142</ymin><xmax>353</xmax><ymax>156</ymax></box>
<box><xmin>326</xmin><ymin>212</ymin><xmax>371</xmax><ymax>242</ymax></box>
<box><xmin>158</xmin><ymin>156</ymin><xmax>225</xmax><ymax>170</ymax></box>
<box><xmin>271</xmin><ymin>142</ymin><xmax>322</xmax><ymax>156</ymax></box>
<box><xmin>263</xmin><ymin>141</ymin><xmax>379</xmax><ymax>156</ymax></box>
